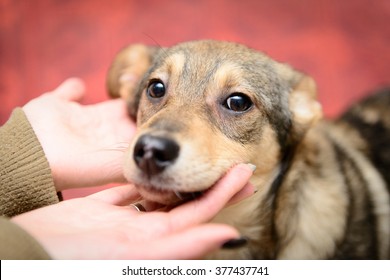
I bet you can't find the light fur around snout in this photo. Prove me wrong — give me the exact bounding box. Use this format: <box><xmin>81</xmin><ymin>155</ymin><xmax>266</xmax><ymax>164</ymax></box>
<box><xmin>123</xmin><ymin>100</ymin><xmax>255</xmax><ymax>204</ymax></box>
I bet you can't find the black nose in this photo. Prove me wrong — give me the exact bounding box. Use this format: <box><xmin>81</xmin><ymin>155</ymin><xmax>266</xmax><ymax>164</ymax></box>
<box><xmin>133</xmin><ymin>135</ymin><xmax>180</xmax><ymax>177</ymax></box>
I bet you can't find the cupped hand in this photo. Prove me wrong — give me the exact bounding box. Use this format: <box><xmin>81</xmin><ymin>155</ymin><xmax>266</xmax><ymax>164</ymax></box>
<box><xmin>11</xmin><ymin>164</ymin><xmax>254</xmax><ymax>259</ymax></box>
<box><xmin>23</xmin><ymin>78</ymin><xmax>136</xmax><ymax>191</ymax></box>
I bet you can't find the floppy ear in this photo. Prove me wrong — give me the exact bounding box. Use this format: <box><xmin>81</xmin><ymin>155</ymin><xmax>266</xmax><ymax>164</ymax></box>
<box><xmin>106</xmin><ymin>44</ymin><xmax>160</xmax><ymax>119</ymax></box>
<box><xmin>277</xmin><ymin>64</ymin><xmax>322</xmax><ymax>137</ymax></box>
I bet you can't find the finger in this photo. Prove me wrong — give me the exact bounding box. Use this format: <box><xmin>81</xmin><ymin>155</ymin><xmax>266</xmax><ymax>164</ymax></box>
<box><xmin>88</xmin><ymin>184</ymin><xmax>142</xmax><ymax>206</ymax></box>
<box><xmin>226</xmin><ymin>181</ymin><xmax>255</xmax><ymax>206</ymax></box>
<box><xmin>94</xmin><ymin>98</ymin><xmax>129</xmax><ymax>117</ymax></box>
<box><xmin>51</xmin><ymin>78</ymin><xmax>86</xmax><ymax>101</ymax></box>
<box><xmin>92</xmin><ymin>99</ymin><xmax>137</xmax><ymax>138</ymax></box>
<box><xmin>167</xmin><ymin>164</ymin><xmax>254</xmax><ymax>231</ymax></box>
<box><xmin>132</xmin><ymin>224</ymin><xmax>240</xmax><ymax>259</ymax></box>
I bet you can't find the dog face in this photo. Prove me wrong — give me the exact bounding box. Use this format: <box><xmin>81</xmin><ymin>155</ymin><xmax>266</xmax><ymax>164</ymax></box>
<box><xmin>107</xmin><ymin>41</ymin><xmax>321</xmax><ymax>205</ymax></box>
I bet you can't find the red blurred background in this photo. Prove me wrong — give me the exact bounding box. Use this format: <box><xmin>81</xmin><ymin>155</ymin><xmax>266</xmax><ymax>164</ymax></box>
<box><xmin>1</xmin><ymin>0</ymin><xmax>389</xmax><ymax>199</ymax></box>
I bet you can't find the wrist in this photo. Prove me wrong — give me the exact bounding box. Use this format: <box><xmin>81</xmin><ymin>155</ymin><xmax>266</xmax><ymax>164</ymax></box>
<box><xmin>0</xmin><ymin>109</ymin><xmax>59</xmax><ymax>216</ymax></box>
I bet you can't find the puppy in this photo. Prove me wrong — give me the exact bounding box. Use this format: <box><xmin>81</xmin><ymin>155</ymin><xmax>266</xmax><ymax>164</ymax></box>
<box><xmin>107</xmin><ymin>40</ymin><xmax>390</xmax><ymax>259</ymax></box>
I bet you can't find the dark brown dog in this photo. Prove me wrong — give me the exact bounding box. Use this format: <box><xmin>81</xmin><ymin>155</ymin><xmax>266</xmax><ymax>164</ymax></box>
<box><xmin>107</xmin><ymin>40</ymin><xmax>390</xmax><ymax>259</ymax></box>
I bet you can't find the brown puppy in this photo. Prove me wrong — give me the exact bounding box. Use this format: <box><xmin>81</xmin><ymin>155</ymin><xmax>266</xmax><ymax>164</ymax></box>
<box><xmin>107</xmin><ymin>40</ymin><xmax>390</xmax><ymax>259</ymax></box>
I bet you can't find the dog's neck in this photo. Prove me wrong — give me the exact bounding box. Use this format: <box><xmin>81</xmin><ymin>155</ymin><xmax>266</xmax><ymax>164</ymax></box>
<box><xmin>268</xmin><ymin>141</ymin><xmax>297</xmax><ymax>196</ymax></box>
<box><xmin>209</xmin><ymin>144</ymin><xmax>297</xmax><ymax>259</ymax></box>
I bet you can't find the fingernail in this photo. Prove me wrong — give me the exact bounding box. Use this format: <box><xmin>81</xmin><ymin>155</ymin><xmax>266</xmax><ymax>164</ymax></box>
<box><xmin>221</xmin><ymin>237</ymin><xmax>248</xmax><ymax>249</ymax></box>
<box><xmin>246</xmin><ymin>163</ymin><xmax>257</xmax><ymax>172</ymax></box>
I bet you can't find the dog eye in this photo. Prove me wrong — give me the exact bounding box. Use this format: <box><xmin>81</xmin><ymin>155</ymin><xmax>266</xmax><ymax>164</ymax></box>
<box><xmin>224</xmin><ymin>94</ymin><xmax>253</xmax><ymax>112</ymax></box>
<box><xmin>147</xmin><ymin>80</ymin><xmax>166</xmax><ymax>98</ymax></box>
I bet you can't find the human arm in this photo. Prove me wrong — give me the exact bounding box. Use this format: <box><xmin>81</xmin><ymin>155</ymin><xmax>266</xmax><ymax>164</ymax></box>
<box><xmin>0</xmin><ymin>78</ymin><xmax>135</xmax><ymax>216</ymax></box>
<box><xmin>0</xmin><ymin>217</ymin><xmax>51</xmax><ymax>259</ymax></box>
<box><xmin>0</xmin><ymin>109</ymin><xmax>59</xmax><ymax>217</ymax></box>
<box><xmin>9</xmin><ymin>164</ymin><xmax>254</xmax><ymax>259</ymax></box>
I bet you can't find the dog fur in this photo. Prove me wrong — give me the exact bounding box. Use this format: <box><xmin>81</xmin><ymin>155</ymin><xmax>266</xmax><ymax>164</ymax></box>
<box><xmin>107</xmin><ymin>40</ymin><xmax>390</xmax><ymax>259</ymax></box>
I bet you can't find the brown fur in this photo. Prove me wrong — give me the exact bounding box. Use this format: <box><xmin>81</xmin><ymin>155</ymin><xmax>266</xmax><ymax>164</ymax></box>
<box><xmin>107</xmin><ymin>40</ymin><xmax>390</xmax><ymax>259</ymax></box>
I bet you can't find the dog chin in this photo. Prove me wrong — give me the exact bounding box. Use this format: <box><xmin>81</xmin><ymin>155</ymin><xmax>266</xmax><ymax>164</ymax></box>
<box><xmin>134</xmin><ymin>182</ymin><xmax>206</xmax><ymax>205</ymax></box>
<box><xmin>135</xmin><ymin>184</ymin><xmax>182</xmax><ymax>205</ymax></box>
<box><xmin>127</xmin><ymin>169</ymin><xmax>225</xmax><ymax>205</ymax></box>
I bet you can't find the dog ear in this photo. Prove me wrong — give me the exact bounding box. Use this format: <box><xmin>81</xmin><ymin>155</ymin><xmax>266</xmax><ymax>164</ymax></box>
<box><xmin>277</xmin><ymin>63</ymin><xmax>323</xmax><ymax>136</ymax></box>
<box><xmin>106</xmin><ymin>44</ymin><xmax>160</xmax><ymax>119</ymax></box>
<box><xmin>289</xmin><ymin>74</ymin><xmax>323</xmax><ymax>136</ymax></box>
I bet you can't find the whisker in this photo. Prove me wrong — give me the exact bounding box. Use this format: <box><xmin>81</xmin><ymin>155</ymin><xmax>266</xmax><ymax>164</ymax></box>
<box><xmin>174</xmin><ymin>190</ymin><xmax>185</xmax><ymax>200</ymax></box>
<box><xmin>142</xmin><ymin>33</ymin><xmax>170</xmax><ymax>61</ymax></box>
<box><xmin>142</xmin><ymin>33</ymin><xmax>163</xmax><ymax>49</ymax></box>
<box><xmin>99</xmin><ymin>147</ymin><xmax>127</xmax><ymax>152</ymax></box>
<box><xmin>98</xmin><ymin>142</ymin><xmax>130</xmax><ymax>152</ymax></box>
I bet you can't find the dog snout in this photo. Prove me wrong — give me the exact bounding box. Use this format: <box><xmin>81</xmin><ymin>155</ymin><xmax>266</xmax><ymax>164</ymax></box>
<box><xmin>133</xmin><ymin>135</ymin><xmax>180</xmax><ymax>176</ymax></box>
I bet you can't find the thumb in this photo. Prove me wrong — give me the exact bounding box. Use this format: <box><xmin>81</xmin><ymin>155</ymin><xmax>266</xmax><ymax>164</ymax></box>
<box><xmin>51</xmin><ymin>78</ymin><xmax>86</xmax><ymax>101</ymax></box>
<box><xmin>135</xmin><ymin>224</ymin><xmax>240</xmax><ymax>259</ymax></box>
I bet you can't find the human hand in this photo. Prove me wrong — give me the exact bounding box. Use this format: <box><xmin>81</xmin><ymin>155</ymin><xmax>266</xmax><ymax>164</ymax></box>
<box><xmin>11</xmin><ymin>164</ymin><xmax>254</xmax><ymax>259</ymax></box>
<box><xmin>23</xmin><ymin>78</ymin><xmax>136</xmax><ymax>191</ymax></box>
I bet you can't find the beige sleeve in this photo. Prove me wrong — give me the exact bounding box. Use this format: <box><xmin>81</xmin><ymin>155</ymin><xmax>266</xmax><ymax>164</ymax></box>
<box><xmin>0</xmin><ymin>108</ymin><xmax>59</xmax><ymax>217</ymax></box>
<box><xmin>0</xmin><ymin>217</ymin><xmax>51</xmax><ymax>259</ymax></box>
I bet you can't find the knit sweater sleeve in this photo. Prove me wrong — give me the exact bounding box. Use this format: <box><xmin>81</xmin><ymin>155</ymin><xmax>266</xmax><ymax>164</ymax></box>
<box><xmin>0</xmin><ymin>108</ymin><xmax>59</xmax><ymax>217</ymax></box>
